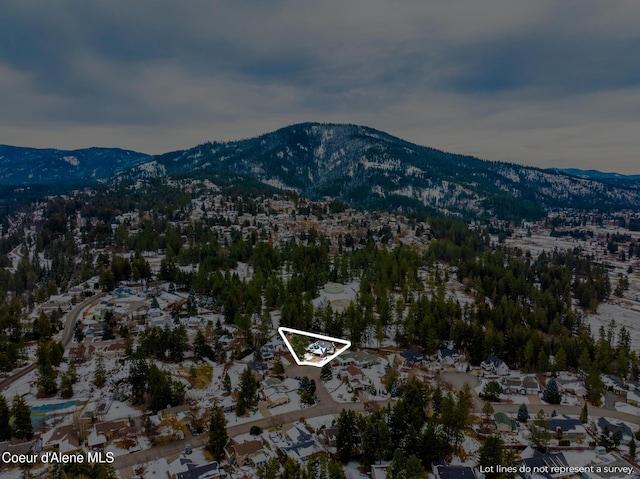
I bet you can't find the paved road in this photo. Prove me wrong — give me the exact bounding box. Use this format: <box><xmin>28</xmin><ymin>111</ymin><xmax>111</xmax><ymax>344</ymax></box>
<box><xmin>0</xmin><ymin>292</ymin><xmax>105</xmax><ymax>392</ymax></box>
<box><xmin>113</xmin><ymin>362</ymin><xmax>380</xmax><ymax>471</ymax></box>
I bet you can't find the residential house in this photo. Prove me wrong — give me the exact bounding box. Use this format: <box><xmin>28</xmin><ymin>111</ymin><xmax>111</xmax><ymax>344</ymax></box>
<box><xmin>432</xmin><ymin>460</ymin><xmax>477</xmax><ymax>479</ymax></box>
<box><xmin>169</xmin><ymin>457</ymin><xmax>222</xmax><ymax>479</ymax></box>
<box><xmin>103</xmin><ymin>341</ymin><xmax>126</xmax><ymax>358</ymax></box>
<box><xmin>307</xmin><ymin>340</ymin><xmax>335</xmax><ymax>357</ymax></box>
<box><xmin>264</xmin><ymin>387</ymin><xmax>290</xmax><ymax>408</ymax></box>
<box><xmin>627</xmin><ymin>390</ymin><xmax>640</xmax><ymax>407</ymax></box>
<box><xmin>283</xmin><ymin>425</ymin><xmax>317</xmax><ymax>462</ymax></box>
<box><xmin>339</xmin><ymin>365</ymin><xmax>370</xmax><ymax>390</ymax></box>
<box><xmin>159</xmin><ymin>404</ymin><xmax>191</xmax><ymax>421</ymax></box>
<box><xmin>597</xmin><ymin>418</ymin><xmax>635</xmax><ymax>443</ymax></box>
<box><xmin>217</xmin><ymin>396</ymin><xmax>236</xmax><ymax>413</ymax></box>
<box><xmin>548</xmin><ymin>415</ymin><xmax>587</xmax><ymax>441</ymax></box>
<box><xmin>481</xmin><ymin>355</ymin><xmax>509</xmax><ymax>376</ymax></box>
<box><xmin>334</xmin><ymin>350</ymin><xmax>380</xmax><ymax>368</ymax></box>
<box><xmin>624</xmin><ymin>380</ymin><xmax>640</xmax><ymax>392</ymax></box>
<box><xmin>95</xmin><ymin>420</ymin><xmax>130</xmax><ymax>440</ymax></box>
<box><xmin>249</xmin><ymin>361</ymin><xmax>269</xmax><ymax>375</ymax></box>
<box><xmin>42</xmin><ymin>425</ymin><xmax>80</xmax><ymax>453</ymax></box>
<box><xmin>400</xmin><ymin>349</ymin><xmax>424</xmax><ymax>366</ymax></box>
<box><xmin>226</xmin><ymin>439</ymin><xmax>264</xmax><ymax>466</ymax></box>
<box><xmin>523</xmin><ymin>376</ymin><xmax>541</xmax><ymax>395</ymax></box>
<box><xmin>262</xmin><ymin>377</ymin><xmax>286</xmax><ymax>390</ymax></box>
<box><xmin>68</xmin><ymin>344</ymin><xmax>95</xmax><ymax>364</ymax></box>
<box><xmin>603</xmin><ymin>375</ymin><xmax>627</xmax><ymax>395</ymax></box>
<box><xmin>87</xmin><ymin>429</ymin><xmax>107</xmax><ymax>450</ymax></box>
<box><xmin>519</xmin><ymin>452</ymin><xmax>570</xmax><ymax>479</ymax></box>
<box><xmin>437</xmin><ymin>348</ymin><xmax>461</xmax><ymax>366</ymax></box>
<box><xmin>494</xmin><ymin>412</ymin><xmax>517</xmax><ymax>433</ymax></box>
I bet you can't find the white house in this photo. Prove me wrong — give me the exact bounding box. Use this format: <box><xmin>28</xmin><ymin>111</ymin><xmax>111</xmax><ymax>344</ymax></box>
<box><xmin>481</xmin><ymin>355</ymin><xmax>509</xmax><ymax>376</ymax></box>
<box><xmin>307</xmin><ymin>340</ymin><xmax>335</xmax><ymax>357</ymax></box>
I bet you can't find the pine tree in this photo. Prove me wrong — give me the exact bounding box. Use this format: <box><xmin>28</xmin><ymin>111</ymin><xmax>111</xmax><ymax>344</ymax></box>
<box><xmin>12</xmin><ymin>396</ymin><xmax>33</xmax><ymax>440</ymax></box>
<box><xmin>517</xmin><ymin>403</ymin><xmax>529</xmax><ymax>423</ymax></box>
<box><xmin>256</xmin><ymin>458</ymin><xmax>280</xmax><ymax>479</ymax></box>
<box><xmin>223</xmin><ymin>373</ymin><xmax>232</xmax><ymax>394</ymax></box>
<box><xmin>481</xmin><ymin>401</ymin><xmax>495</xmax><ymax>431</ymax></box>
<box><xmin>271</xmin><ymin>357</ymin><xmax>285</xmax><ymax>378</ymax></box>
<box><xmin>60</xmin><ymin>371</ymin><xmax>74</xmax><ymax>399</ymax></box>
<box><xmin>482</xmin><ymin>381</ymin><xmax>502</xmax><ymax>401</ymax></box>
<box><xmin>585</xmin><ymin>366</ymin><xmax>604</xmax><ymax>406</ymax></box>
<box><xmin>239</xmin><ymin>366</ymin><xmax>257</xmax><ymax>409</ymax></box>
<box><xmin>528</xmin><ymin>409</ymin><xmax>551</xmax><ymax>451</ymax></box>
<box><xmin>629</xmin><ymin>436</ymin><xmax>636</xmax><ymax>461</ymax></box>
<box><xmin>336</xmin><ymin>409</ymin><xmax>360</xmax><ymax>461</ymax></box>
<box><xmin>542</xmin><ymin>378</ymin><xmax>561</xmax><ymax>404</ymax></box>
<box><xmin>94</xmin><ymin>354</ymin><xmax>106</xmax><ymax>387</ymax></box>
<box><xmin>580</xmin><ymin>402</ymin><xmax>588</xmax><ymax>423</ymax></box>
<box><xmin>478</xmin><ymin>436</ymin><xmax>505</xmax><ymax>479</ymax></box>
<box><xmin>0</xmin><ymin>395</ymin><xmax>10</xmax><ymax>441</ymax></box>
<box><xmin>208</xmin><ymin>405</ymin><xmax>228</xmax><ymax>461</ymax></box>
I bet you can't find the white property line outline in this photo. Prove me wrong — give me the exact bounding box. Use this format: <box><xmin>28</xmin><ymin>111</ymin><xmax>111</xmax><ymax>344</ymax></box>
<box><xmin>278</xmin><ymin>326</ymin><xmax>351</xmax><ymax>368</ymax></box>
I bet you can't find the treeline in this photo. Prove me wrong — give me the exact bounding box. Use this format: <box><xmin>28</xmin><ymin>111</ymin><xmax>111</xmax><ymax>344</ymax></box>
<box><xmin>127</xmin><ymin>358</ymin><xmax>185</xmax><ymax>412</ymax></box>
<box><xmin>0</xmin><ymin>394</ymin><xmax>33</xmax><ymax>441</ymax></box>
<box><xmin>333</xmin><ymin>377</ymin><xmax>474</xmax><ymax>476</ymax></box>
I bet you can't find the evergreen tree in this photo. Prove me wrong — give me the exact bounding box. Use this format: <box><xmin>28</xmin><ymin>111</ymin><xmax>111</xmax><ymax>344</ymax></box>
<box><xmin>59</xmin><ymin>370</ymin><xmax>74</xmax><ymax>399</ymax></box>
<box><xmin>235</xmin><ymin>396</ymin><xmax>246</xmax><ymax>417</ymax></box>
<box><xmin>585</xmin><ymin>366</ymin><xmax>604</xmax><ymax>406</ymax></box>
<box><xmin>336</xmin><ymin>409</ymin><xmax>360</xmax><ymax>461</ymax></box>
<box><xmin>481</xmin><ymin>401</ymin><xmax>495</xmax><ymax>431</ymax></box>
<box><xmin>11</xmin><ymin>396</ymin><xmax>33</xmax><ymax>440</ymax></box>
<box><xmin>256</xmin><ymin>457</ymin><xmax>279</xmax><ymax>479</ymax></box>
<box><xmin>94</xmin><ymin>354</ymin><xmax>106</xmax><ymax>387</ymax></box>
<box><xmin>542</xmin><ymin>378</ymin><xmax>561</xmax><ymax>404</ymax></box>
<box><xmin>223</xmin><ymin>373</ymin><xmax>232</xmax><ymax>394</ymax></box>
<box><xmin>388</xmin><ymin>449</ymin><xmax>426</xmax><ymax>479</ymax></box>
<box><xmin>598</xmin><ymin>425</ymin><xmax>615</xmax><ymax>451</ymax></box>
<box><xmin>271</xmin><ymin>357</ymin><xmax>285</xmax><ymax>378</ymax></box>
<box><xmin>208</xmin><ymin>405</ymin><xmax>227</xmax><ymax>461</ymax></box>
<box><xmin>517</xmin><ymin>403</ymin><xmax>529</xmax><ymax>423</ymax></box>
<box><xmin>280</xmin><ymin>457</ymin><xmax>303</xmax><ymax>479</ymax></box>
<box><xmin>0</xmin><ymin>395</ymin><xmax>10</xmax><ymax>441</ymax></box>
<box><xmin>194</xmin><ymin>330</ymin><xmax>211</xmax><ymax>360</ymax></box>
<box><xmin>629</xmin><ymin>436</ymin><xmax>636</xmax><ymax>461</ymax></box>
<box><xmin>528</xmin><ymin>409</ymin><xmax>551</xmax><ymax>451</ymax></box>
<box><xmin>239</xmin><ymin>366</ymin><xmax>257</xmax><ymax>409</ymax></box>
<box><xmin>478</xmin><ymin>435</ymin><xmax>505</xmax><ymax>479</ymax></box>
<box><xmin>580</xmin><ymin>402</ymin><xmax>588</xmax><ymax>423</ymax></box>
<box><xmin>482</xmin><ymin>381</ymin><xmax>502</xmax><ymax>401</ymax></box>
<box><xmin>360</xmin><ymin>409</ymin><xmax>391</xmax><ymax>466</ymax></box>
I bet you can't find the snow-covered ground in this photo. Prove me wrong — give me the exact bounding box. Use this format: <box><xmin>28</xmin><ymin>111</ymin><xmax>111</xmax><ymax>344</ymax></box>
<box><xmin>614</xmin><ymin>401</ymin><xmax>640</xmax><ymax>416</ymax></box>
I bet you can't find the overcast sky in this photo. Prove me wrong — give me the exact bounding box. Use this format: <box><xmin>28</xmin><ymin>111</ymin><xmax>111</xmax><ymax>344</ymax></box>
<box><xmin>2</xmin><ymin>1</ymin><xmax>639</xmax><ymax>174</ymax></box>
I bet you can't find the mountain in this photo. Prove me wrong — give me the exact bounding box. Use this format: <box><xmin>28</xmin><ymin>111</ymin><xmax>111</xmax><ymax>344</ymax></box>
<box><xmin>3</xmin><ymin>124</ymin><xmax>640</xmax><ymax>219</ymax></box>
<box><xmin>153</xmin><ymin>123</ymin><xmax>640</xmax><ymax>219</ymax></box>
<box><xmin>547</xmin><ymin>168</ymin><xmax>640</xmax><ymax>188</ymax></box>
<box><xmin>0</xmin><ymin>145</ymin><xmax>151</xmax><ymax>186</ymax></box>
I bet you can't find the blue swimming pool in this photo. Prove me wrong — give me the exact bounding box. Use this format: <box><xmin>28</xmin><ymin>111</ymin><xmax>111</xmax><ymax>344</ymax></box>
<box><xmin>31</xmin><ymin>400</ymin><xmax>77</xmax><ymax>413</ymax></box>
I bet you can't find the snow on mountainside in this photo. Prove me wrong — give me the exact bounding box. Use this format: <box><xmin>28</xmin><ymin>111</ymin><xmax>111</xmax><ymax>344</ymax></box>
<box><xmin>3</xmin><ymin>123</ymin><xmax>640</xmax><ymax>219</ymax></box>
<box><xmin>153</xmin><ymin>123</ymin><xmax>640</xmax><ymax>219</ymax></box>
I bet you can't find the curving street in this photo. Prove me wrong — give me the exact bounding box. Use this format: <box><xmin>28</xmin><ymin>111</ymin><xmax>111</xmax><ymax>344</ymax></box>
<box><xmin>0</xmin><ymin>292</ymin><xmax>105</xmax><ymax>393</ymax></box>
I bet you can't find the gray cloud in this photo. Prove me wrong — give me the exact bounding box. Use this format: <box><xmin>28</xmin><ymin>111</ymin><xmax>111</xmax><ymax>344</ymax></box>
<box><xmin>1</xmin><ymin>0</ymin><xmax>639</xmax><ymax>173</ymax></box>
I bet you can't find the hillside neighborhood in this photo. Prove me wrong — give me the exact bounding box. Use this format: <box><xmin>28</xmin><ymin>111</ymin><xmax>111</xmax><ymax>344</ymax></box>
<box><xmin>1</xmin><ymin>184</ymin><xmax>640</xmax><ymax>479</ymax></box>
